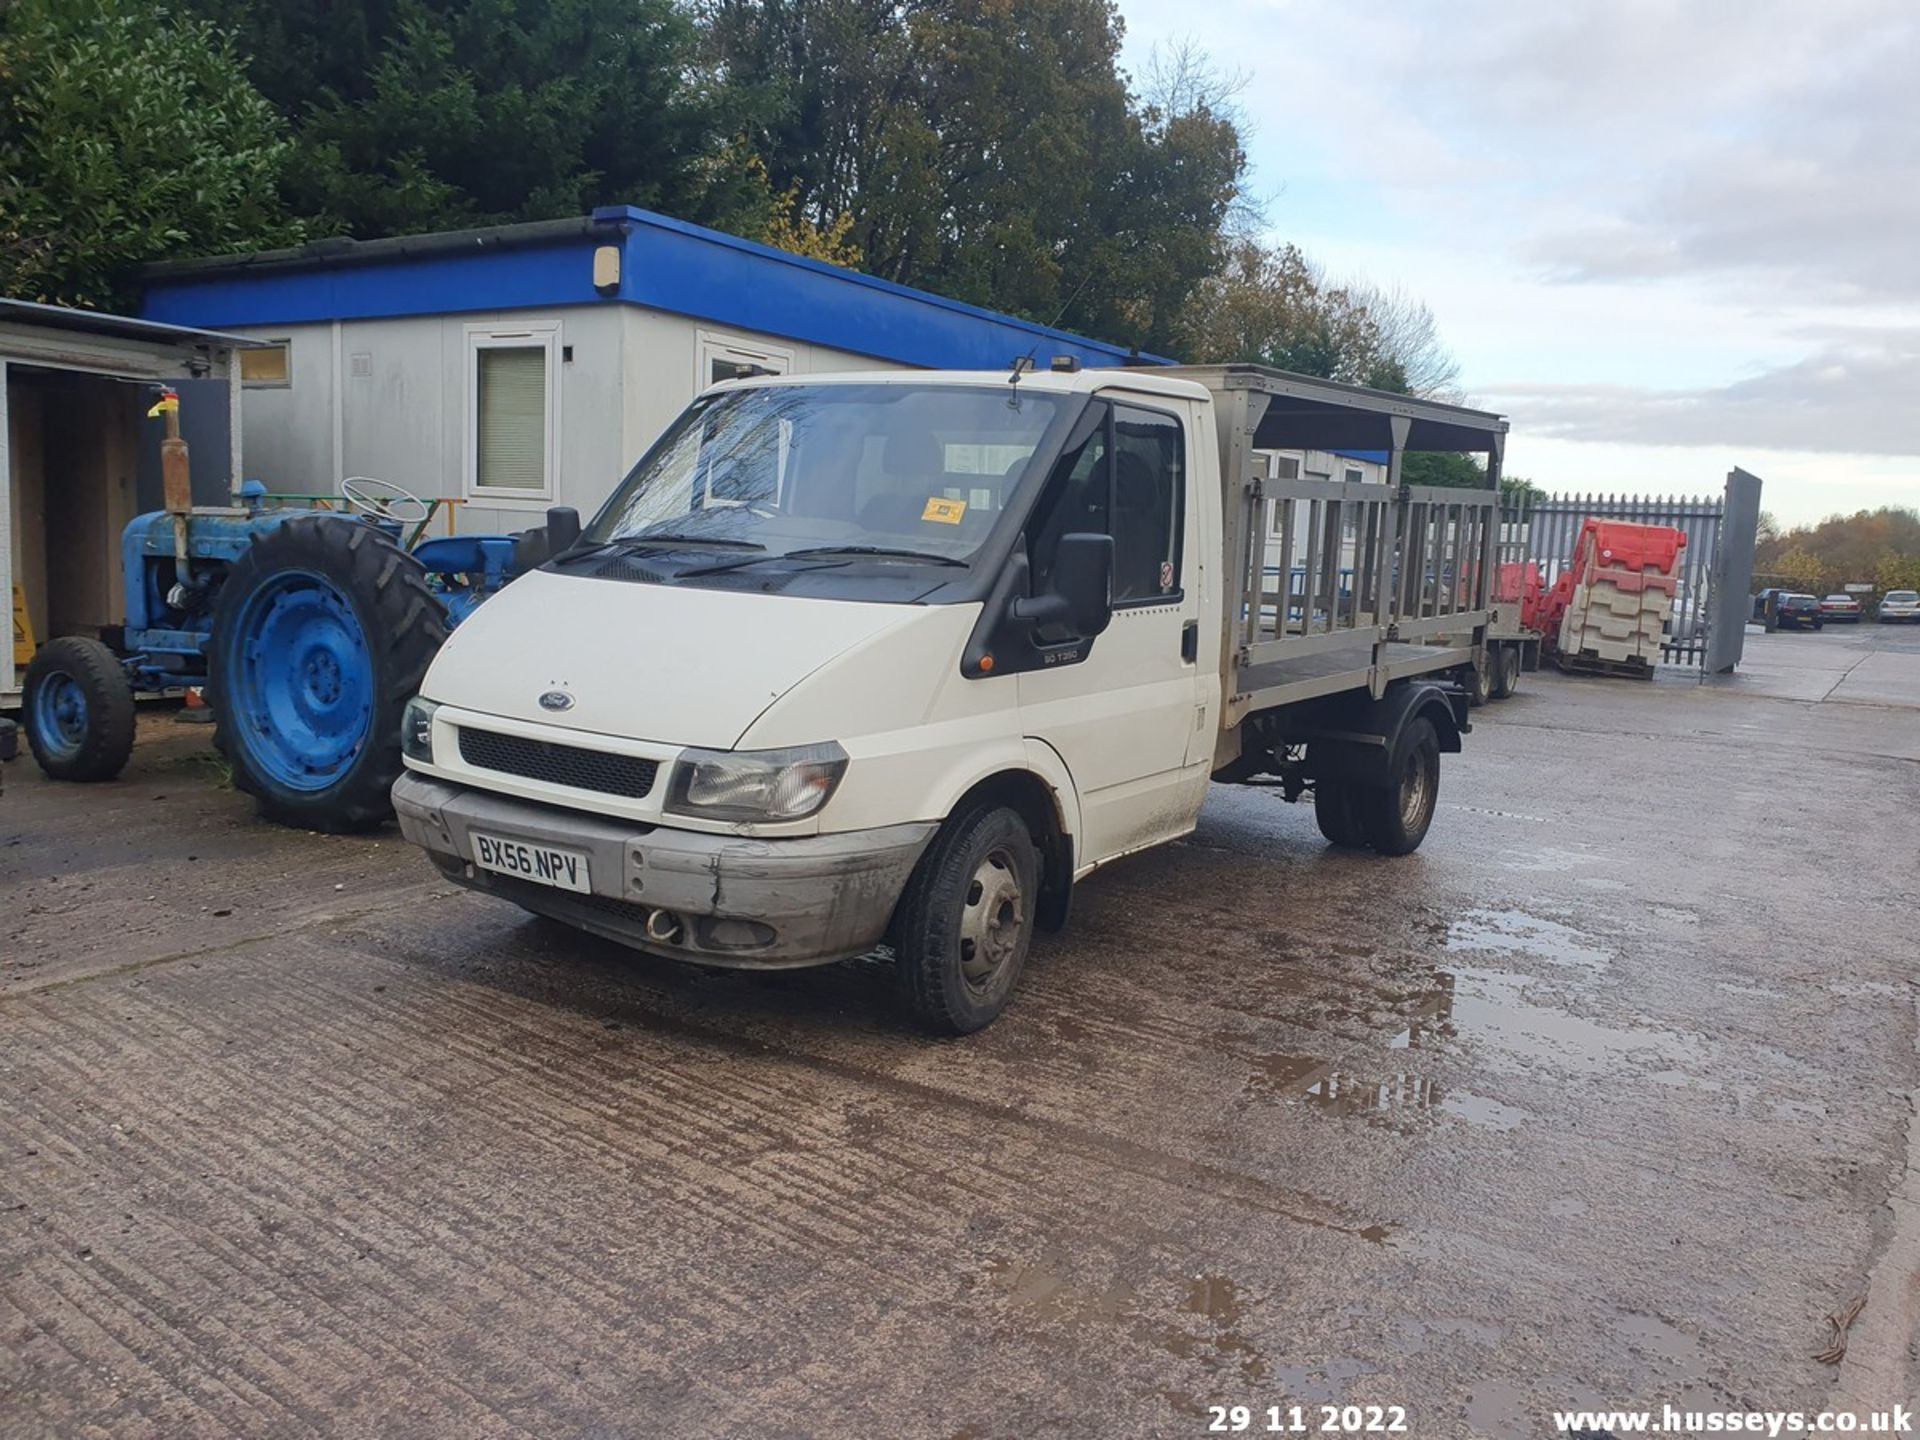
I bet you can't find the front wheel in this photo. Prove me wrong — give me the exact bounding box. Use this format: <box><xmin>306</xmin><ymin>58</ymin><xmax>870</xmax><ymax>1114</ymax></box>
<box><xmin>892</xmin><ymin>804</ymin><xmax>1039</xmax><ymax>1035</ymax></box>
<box><xmin>22</xmin><ymin>636</ymin><xmax>136</xmax><ymax>781</ymax></box>
<box><xmin>1357</xmin><ymin>718</ymin><xmax>1440</xmax><ymax>857</ymax></box>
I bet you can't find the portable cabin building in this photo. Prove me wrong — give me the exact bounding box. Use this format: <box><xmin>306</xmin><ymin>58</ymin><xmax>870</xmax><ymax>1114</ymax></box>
<box><xmin>141</xmin><ymin>205</ymin><xmax>1163</xmax><ymax>540</ymax></box>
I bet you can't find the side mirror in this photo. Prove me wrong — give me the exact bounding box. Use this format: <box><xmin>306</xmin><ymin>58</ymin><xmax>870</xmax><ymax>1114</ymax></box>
<box><xmin>545</xmin><ymin>505</ymin><xmax>582</xmax><ymax>553</ymax></box>
<box><xmin>1012</xmin><ymin>532</ymin><xmax>1112</xmax><ymax>638</ymax></box>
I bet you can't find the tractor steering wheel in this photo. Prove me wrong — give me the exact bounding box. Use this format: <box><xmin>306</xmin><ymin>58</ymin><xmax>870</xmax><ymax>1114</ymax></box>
<box><xmin>341</xmin><ymin>475</ymin><xmax>431</xmax><ymax>526</ymax></box>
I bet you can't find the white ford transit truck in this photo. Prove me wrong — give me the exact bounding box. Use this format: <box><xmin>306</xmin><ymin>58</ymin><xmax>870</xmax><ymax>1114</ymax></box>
<box><xmin>394</xmin><ymin>363</ymin><xmax>1510</xmax><ymax>1031</ymax></box>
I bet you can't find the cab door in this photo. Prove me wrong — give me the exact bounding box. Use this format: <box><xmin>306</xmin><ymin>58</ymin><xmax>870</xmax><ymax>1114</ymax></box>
<box><xmin>1017</xmin><ymin>395</ymin><xmax>1210</xmax><ymax>868</ymax></box>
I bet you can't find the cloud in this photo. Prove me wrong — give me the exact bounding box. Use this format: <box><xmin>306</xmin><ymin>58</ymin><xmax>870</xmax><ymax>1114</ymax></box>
<box><xmin>1485</xmin><ymin>329</ymin><xmax>1920</xmax><ymax>455</ymax></box>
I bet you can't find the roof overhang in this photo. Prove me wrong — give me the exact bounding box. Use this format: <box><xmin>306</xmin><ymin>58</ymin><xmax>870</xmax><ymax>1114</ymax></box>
<box><xmin>1167</xmin><ymin>363</ymin><xmax>1508</xmax><ymax>455</ymax></box>
<box><xmin>0</xmin><ymin>296</ymin><xmax>264</xmax><ymax>351</ymax></box>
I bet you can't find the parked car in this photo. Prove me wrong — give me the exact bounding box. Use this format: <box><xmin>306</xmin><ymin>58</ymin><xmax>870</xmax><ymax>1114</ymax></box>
<box><xmin>1776</xmin><ymin>593</ymin><xmax>1825</xmax><ymax>630</ymax></box>
<box><xmin>1751</xmin><ymin>586</ymin><xmax>1790</xmax><ymax>621</ymax></box>
<box><xmin>1820</xmin><ymin>593</ymin><xmax>1863</xmax><ymax>623</ymax></box>
<box><xmin>1880</xmin><ymin>590</ymin><xmax>1920</xmax><ymax>624</ymax></box>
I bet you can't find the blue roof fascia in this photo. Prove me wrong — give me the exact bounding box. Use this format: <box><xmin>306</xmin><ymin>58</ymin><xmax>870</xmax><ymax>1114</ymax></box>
<box><xmin>1333</xmin><ymin>449</ymin><xmax>1391</xmax><ymax>465</ymax></box>
<box><xmin>140</xmin><ymin>204</ymin><xmax>1167</xmax><ymax>371</ymax></box>
<box><xmin>593</xmin><ymin>206</ymin><xmax>1159</xmax><ymax>369</ymax></box>
<box><xmin>141</xmin><ymin>234</ymin><xmax>605</xmax><ymax>331</ymax></box>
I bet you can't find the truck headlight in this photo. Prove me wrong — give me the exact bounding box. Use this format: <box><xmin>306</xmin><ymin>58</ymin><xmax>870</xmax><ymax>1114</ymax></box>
<box><xmin>401</xmin><ymin>696</ymin><xmax>439</xmax><ymax>763</ymax></box>
<box><xmin>666</xmin><ymin>742</ymin><xmax>849</xmax><ymax>822</ymax></box>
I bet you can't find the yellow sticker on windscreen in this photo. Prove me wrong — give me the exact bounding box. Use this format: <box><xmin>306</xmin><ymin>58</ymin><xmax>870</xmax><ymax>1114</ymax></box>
<box><xmin>922</xmin><ymin>496</ymin><xmax>968</xmax><ymax>524</ymax></box>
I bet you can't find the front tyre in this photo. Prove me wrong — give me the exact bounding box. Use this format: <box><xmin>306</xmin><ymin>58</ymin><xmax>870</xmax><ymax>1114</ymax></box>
<box><xmin>892</xmin><ymin>804</ymin><xmax>1039</xmax><ymax>1035</ymax></box>
<box><xmin>22</xmin><ymin>636</ymin><xmax>135</xmax><ymax>781</ymax></box>
<box><xmin>208</xmin><ymin>516</ymin><xmax>448</xmax><ymax>833</ymax></box>
<box><xmin>1357</xmin><ymin>717</ymin><xmax>1440</xmax><ymax>857</ymax></box>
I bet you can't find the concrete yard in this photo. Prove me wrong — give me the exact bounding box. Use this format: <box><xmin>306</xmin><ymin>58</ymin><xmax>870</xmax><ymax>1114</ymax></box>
<box><xmin>4</xmin><ymin>625</ymin><xmax>1919</xmax><ymax>1438</ymax></box>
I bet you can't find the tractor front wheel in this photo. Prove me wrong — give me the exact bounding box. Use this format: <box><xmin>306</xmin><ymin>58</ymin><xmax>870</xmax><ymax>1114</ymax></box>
<box><xmin>207</xmin><ymin>516</ymin><xmax>447</xmax><ymax>832</ymax></box>
<box><xmin>22</xmin><ymin>636</ymin><xmax>136</xmax><ymax>782</ymax></box>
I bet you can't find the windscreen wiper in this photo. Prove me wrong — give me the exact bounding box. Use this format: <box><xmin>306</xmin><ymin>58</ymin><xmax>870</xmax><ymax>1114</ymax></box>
<box><xmin>553</xmin><ymin>533</ymin><xmax>767</xmax><ymax>565</ymax></box>
<box><xmin>783</xmin><ymin>546</ymin><xmax>966</xmax><ymax>566</ymax></box>
<box><xmin>678</xmin><ymin>545</ymin><xmax>968</xmax><ymax>579</ymax></box>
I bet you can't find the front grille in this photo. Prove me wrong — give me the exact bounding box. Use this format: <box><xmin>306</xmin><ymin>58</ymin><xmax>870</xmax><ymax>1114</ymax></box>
<box><xmin>458</xmin><ymin>726</ymin><xmax>658</xmax><ymax>799</ymax></box>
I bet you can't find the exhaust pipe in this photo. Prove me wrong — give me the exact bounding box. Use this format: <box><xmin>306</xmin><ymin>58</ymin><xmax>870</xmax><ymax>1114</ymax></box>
<box><xmin>645</xmin><ymin>909</ymin><xmax>684</xmax><ymax>946</ymax></box>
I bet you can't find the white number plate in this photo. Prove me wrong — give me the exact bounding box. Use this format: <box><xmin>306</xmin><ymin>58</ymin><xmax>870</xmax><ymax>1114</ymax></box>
<box><xmin>471</xmin><ymin>832</ymin><xmax>591</xmax><ymax>894</ymax></box>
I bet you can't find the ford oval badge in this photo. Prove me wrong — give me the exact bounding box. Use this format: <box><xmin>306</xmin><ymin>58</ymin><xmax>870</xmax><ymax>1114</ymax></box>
<box><xmin>538</xmin><ymin>690</ymin><xmax>574</xmax><ymax>712</ymax></box>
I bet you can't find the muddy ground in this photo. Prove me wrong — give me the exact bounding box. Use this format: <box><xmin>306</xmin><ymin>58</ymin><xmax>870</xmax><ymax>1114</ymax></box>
<box><xmin>4</xmin><ymin>625</ymin><xmax>1919</xmax><ymax>1438</ymax></box>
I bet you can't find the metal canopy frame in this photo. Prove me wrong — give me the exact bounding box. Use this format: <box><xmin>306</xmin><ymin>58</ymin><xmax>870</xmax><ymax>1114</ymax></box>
<box><xmin>1172</xmin><ymin>365</ymin><xmax>1512</xmax><ymax>751</ymax></box>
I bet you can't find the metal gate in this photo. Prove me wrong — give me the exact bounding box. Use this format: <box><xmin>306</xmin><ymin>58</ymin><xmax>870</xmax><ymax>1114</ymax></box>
<box><xmin>1501</xmin><ymin>469</ymin><xmax>1762</xmax><ymax>672</ymax></box>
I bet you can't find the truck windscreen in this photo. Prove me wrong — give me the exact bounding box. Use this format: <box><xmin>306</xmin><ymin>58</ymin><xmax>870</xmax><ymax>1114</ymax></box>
<box><xmin>578</xmin><ymin>383</ymin><xmax>1066</xmax><ymax>569</ymax></box>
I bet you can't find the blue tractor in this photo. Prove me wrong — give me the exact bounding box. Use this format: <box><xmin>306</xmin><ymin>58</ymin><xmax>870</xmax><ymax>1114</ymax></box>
<box><xmin>20</xmin><ymin>391</ymin><xmax>574</xmax><ymax>831</ymax></box>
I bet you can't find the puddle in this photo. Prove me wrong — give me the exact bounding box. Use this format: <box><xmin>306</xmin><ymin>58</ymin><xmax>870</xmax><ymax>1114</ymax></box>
<box><xmin>1237</xmin><ymin>974</ymin><xmax>1529</xmax><ymax>1133</ymax></box>
<box><xmin>1446</xmin><ymin>909</ymin><xmax>1611</xmax><ymax>970</ymax></box>
<box><xmin>1265</xmin><ymin>1357</ymin><xmax>1372</xmax><ymax>1407</ymax></box>
<box><xmin>1305</xmin><ymin>1070</ymin><xmax>1441</xmax><ymax>1120</ymax></box>
<box><xmin>1182</xmin><ymin>1274</ymin><xmax>1245</xmax><ymax>1324</ymax></box>
<box><xmin>1438</xmin><ymin>1091</ymin><xmax>1531</xmax><ymax>1131</ymax></box>
<box><xmin>1246</xmin><ymin>1051</ymin><xmax>1322</xmax><ymax>1099</ymax></box>
<box><xmin>1157</xmin><ymin>1273</ymin><xmax>1267</xmax><ymax>1380</ymax></box>
<box><xmin>1615</xmin><ymin>1312</ymin><xmax>1699</xmax><ymax>1366</ymax></box>
<box><xmin>983</xmin><ymin>1246</ymin><xmax>1134</xmax><ymax>1324</ymax></box>
<box><xmin>1448</xmin><ymin>965</ymin><xmax>1708</xmax><ymax>1075</ymax></box>
<box><xmin>1498</xmin><ymin>845</ymin><xmax>1592</xmax><ymax>872</ymax></box>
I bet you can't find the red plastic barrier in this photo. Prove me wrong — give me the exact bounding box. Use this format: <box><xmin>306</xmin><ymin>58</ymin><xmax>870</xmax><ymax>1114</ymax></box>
<box><xmin>1534</xmin><ymin>518</ymin><xmax>1688</xmax><ymax>649</ymax></box>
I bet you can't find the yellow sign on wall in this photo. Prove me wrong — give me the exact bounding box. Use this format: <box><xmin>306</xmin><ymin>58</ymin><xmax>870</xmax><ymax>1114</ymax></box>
<box><xmin>12</xmin><ymin>583</ymin><xmax>34</xmax><ymax>668</ymax></box>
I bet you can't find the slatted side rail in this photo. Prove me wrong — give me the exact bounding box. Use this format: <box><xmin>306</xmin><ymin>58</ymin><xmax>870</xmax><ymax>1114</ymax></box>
<box><xmin>1235</xmin><ymin>476</ymin><xmax>1496</xmax><ymax>669</ymax></box>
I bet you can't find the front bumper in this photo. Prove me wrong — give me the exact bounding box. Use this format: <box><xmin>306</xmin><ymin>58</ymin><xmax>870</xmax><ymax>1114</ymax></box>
<box><xmin>393</xmin><ymin>771</ymin><xmax>936</xmax><ymax>968</ymax></box>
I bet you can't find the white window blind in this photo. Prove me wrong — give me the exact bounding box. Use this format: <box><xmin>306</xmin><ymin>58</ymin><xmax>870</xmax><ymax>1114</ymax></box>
<box><xmin>475</xmin><ymin>345</ymin><xmax>549</xmax><ymax>491</ymax></box>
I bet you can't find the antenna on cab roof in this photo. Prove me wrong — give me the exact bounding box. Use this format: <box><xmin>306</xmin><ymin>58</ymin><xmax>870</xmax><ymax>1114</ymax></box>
<box><xmin>1008</xmin><ymin>350</ymin><xmax>1037</xmax><ymax>386</ymax></box>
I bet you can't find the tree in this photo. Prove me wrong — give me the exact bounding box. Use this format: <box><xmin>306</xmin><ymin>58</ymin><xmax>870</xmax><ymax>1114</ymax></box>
<box><xmin>182</xmin><ymin>0</ymin><xmax>764</xmax><ymax>239</ymax></box>
<box><xmin>701</xmin><ymin>0</ymin><xmax>1245</xmax><ymax>352</ymax></box>
<box><xmin>1339</xmin><ymin>281</ymin><xmax>1462</xmax><ymax>400</ymax></box>
<box><xmin>1175</xmin><ymin>238</ymin><xmax>1388</xmax><ymax>379</ymax></box>
<box><xmin>0</xmin><ymin>0</ymin><xmax>298</xmax><ymax>309</ymax></box>
<box><xmin>1754</xmin><ymin>507</ymin><xmax>1920</xmax><ymax>595</ymax></box>
<box><xmin>1400</xmin><ymin>453</ymin><xmax>1484</xmax><ymax>489</ymax></box>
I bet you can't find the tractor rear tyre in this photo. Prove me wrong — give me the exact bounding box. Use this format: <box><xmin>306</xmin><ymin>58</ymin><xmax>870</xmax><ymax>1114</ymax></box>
<box><xmin>1356</xmin><ymin>718</ymin><xmax>1441</xmax><ymax>857</ymax></box>
<box><xmin>207</xmin><ymin>516</ymin><xmax>447</xmax><ymax>833</ymax></box>
<box><xmin>22</xmin><ymin>636</ymin><xmax>136</xmax><ymax>782</ymax></box>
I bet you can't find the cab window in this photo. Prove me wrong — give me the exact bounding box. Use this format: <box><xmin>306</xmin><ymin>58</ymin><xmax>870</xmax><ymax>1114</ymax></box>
<box><xmin>1027</xmin><ymin>400</ymin><xmax>1185</xmax><ymax>605</ymax></box>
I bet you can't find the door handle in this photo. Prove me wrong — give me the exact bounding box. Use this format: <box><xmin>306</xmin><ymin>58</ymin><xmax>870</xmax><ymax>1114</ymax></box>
<box><xmin>1181</xmin><ymin>620</ymin><xmax>1199</xmax><ymax>663</ymax></box>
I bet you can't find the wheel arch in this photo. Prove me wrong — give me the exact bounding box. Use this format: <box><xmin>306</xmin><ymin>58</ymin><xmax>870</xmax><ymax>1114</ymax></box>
<box><xmin>941</xmin><ymin>757</ymin><xmax>1077</xmax><ymax>932</ymax></box>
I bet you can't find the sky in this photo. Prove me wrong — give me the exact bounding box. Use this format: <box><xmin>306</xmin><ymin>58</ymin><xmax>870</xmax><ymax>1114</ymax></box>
<box><xmin>1116</xmin><ymin>0</ymin><xmax>1920</xmax><ymax>526</ymax></box>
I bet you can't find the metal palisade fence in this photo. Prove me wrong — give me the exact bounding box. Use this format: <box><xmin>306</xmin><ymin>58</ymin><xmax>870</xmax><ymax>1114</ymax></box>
<box><xmin>1499</xmin><ymin>470</ymin><xmax>1762</xmax><ymax>672</ymax></box>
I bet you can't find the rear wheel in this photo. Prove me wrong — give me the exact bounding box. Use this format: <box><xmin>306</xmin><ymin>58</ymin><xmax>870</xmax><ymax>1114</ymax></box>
<box><xmin>892</xmin><ymin>804</ymin><xmax>1038</xmax><ymax>1035</ymax></box>
<box><xmin>1466</xmin><ymin>655</ymin><xmax>1492</xmax><ymax>708</ymax></box>
<box><xmin>1489</xmin><ymin>644</ymin><xmax>1521</xmax><ymax>700</ymax></box>
<box><xmin>208</xmin><ymin>516</ymin><xmax>447</xmax><ymax>832</ymax></box>
<box><xmin>1357</xmin><ymin>718</ymin><xmax>1440</xmax><ymax>857</ymax></box>
<box><xmin>22</xmin><ymin>636</ymin><xmax>135</xmax><ymax>781</ymax></box>
<box><xmin>1313</xmin><ymin>780</ymin><xmax>1369</xmax><ymax>849</ymax></box>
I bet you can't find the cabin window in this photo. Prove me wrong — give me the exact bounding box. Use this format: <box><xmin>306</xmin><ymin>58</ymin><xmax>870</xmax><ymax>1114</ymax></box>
<box><xmin>466</xmin><ymin>324</ymin><xmax>559</xmax><ymax>500</ymax></box>
<box><xmin>239</xmin><ymin>341</ymin><xmax>291</xmax><ymax>387</ymax></box>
